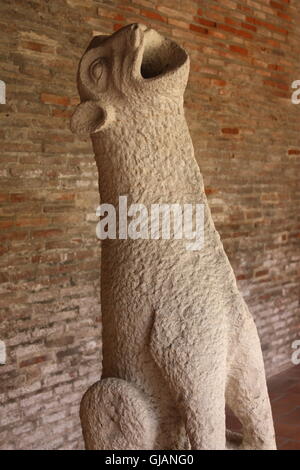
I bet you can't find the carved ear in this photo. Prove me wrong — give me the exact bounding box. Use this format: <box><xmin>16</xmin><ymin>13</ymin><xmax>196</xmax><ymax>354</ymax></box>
<box><xmin>70</xmin><ymin>101</ymin><xmax>115</xmax><ymax>135</ymax></box>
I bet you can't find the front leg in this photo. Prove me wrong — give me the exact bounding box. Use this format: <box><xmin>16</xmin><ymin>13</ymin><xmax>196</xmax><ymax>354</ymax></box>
<box><xmin>80</xmin><ymin>378</ymin><xmax>158</xmax><ymax>450</ymax></box>
<box><xmin>226</xmin><ymin>316</ymin><xmax>276</xmax><ymax>450</ymax></box>
<box><xmin>150</xmin><ymin>310</ymin><xmax>228</xmax><ymax>450</ymax></box>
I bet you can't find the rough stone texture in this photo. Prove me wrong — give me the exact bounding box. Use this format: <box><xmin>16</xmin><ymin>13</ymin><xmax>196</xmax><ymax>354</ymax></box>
<box><xmin>72</xmin><ymin>24</ymin><xmax>276</xmax><ymax>450</ymax></box>
<box><xmin>0</xmin><ymin>0</ymin><xmax>299</xmax><ymax>450</ymax></box>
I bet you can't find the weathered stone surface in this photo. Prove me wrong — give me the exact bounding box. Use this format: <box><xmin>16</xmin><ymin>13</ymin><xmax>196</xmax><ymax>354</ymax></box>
<box><xmin>1</xmin><ymin>0</ymin><xmax>300</xmax><ymax>451</ymax></box>
<box><xmin>72</xmin><ymin>24</ymin><xmax>276</xmax><ymax>450</ymax></box>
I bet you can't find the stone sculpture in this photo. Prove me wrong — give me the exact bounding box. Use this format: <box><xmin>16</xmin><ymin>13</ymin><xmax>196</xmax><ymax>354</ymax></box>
<box><xmin>71</xmin><ymin>24</ymin><xmax>276</xmax><ymax>450</ymax></box>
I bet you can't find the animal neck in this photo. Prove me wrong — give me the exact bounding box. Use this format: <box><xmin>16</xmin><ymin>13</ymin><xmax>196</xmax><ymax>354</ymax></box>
<box><xmin>92</xmin><ymin>97</ymin><xmax>202</xmax><ymax>204</ymax></box>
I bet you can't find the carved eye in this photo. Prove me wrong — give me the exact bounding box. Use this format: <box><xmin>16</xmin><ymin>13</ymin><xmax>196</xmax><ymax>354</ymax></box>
<box><xmin>90</xmin><ymin>58</ymin><xmax>107</xmax><ymax>86</ymax></box>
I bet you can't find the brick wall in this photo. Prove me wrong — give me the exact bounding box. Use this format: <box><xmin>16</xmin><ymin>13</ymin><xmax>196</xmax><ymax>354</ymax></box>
<box><xmin>0</xmin><ymin>0</ymin><xmax>299</xmax><ymax>450</ymax></box>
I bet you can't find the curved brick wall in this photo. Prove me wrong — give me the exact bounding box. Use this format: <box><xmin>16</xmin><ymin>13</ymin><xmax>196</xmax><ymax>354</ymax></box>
<box><xmin>0</xmin><ymin>0</ymin><xmax>299</xmax><ymax>450</ymax></box>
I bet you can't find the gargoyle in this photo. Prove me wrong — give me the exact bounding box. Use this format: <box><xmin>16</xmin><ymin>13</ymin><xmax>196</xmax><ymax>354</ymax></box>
<box><xmin>71</xmin><ymin>24</ymin><xmax>276</xmax><ymax>450</ymax></box>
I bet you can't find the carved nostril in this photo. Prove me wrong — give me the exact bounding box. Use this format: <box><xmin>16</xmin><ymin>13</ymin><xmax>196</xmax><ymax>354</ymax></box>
<box><xmin>131</xmin><ymin>23</ymin><xmax>147</xmax><ymax>32</ymax></box>
<box><xmin>130</xmin><ymin>23</ymin><xmax>139</xmax><ymax>31</ymax></box>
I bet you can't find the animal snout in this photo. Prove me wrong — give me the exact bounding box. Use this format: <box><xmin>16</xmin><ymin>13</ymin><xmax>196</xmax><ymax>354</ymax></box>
<box><xmin>129</xmin><ymin>23</ymin><xmax>147</xmax><ymax>50</ymax></box>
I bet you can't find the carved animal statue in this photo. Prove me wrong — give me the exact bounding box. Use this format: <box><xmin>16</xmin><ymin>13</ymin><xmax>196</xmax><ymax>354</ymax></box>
<box><xmin>71</xmin><ymin>24</ymin><xmax>276</xmax><ymax>450</ymax></box>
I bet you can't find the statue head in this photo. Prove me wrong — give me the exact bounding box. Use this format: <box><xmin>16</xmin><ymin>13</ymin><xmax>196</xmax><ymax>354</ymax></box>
<box><xmin>71</xmin><ymin>23</ymin><xmax>189</xmax><ymax>135</ymax></box>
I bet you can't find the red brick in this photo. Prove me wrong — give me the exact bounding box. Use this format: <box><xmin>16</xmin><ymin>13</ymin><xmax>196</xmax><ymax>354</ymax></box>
<box><xmin>140</xmin><ymin>10</ymin><xmax>167</xmax><ymax>23</ymax></box>
<box><xmin>168</xmin><ymin>18</ymin><xmax>189</xmax><ymax>29</ymax></box>
<box><xmin>225</xmin><ymin>17</ymin><xmax>240</xmax><ymax>27</ymax></box>
<box><xmin>246</xmin><ymin>16</ymin><xmax>288</xmax><ymax>34</ymax></box>
<box><xmin>0</xmin><ymin>220</ymin><xmax>14</xmax><ymax>229</ymax></box>
<box><xmin>52</xmin><ymin>109</ymin><xmax>73</xmax><ymax>118</ymax></box>
<box><xmin>16</xmin><ymin>217</ymin><xmax>49</xmax><ymax>227</ymax></box>
<box><xmin>255</xmin><ymin>269</ymin><xmax>269</xmax><ymax>277</ymax></box>
<box><xmin>222</xmin><ymin>128</ymin><xmax>240</xmax><ymax>134</ymax></box>
<box><xmin>194</xmin><ymin>17</ymin><xmax>216</xmax><ymax>28</ymax></box>
<box><xmin>263</xmin><ymin>79</ymin><xmax>289</xmax><ymax>91</ymax></box>
<box><xmin>113</xmin><ymin>23</ymin><xmax>124</xmax><ymax>31</ymax></box>
<box><xmin>205</xmin><ymin>187</ymin><xmax>218</xmax><ymax>195</ymax></box>
<box><xmin>241</xmin><ymin>22</ymin><xmax>257</xmax><ymax>32</ymax></box>
<box><xmin>189</xmin><ymin>24</ymin><xmax>208</xmax><ymax>35</ymax></box>
<box><xmin>0</xmin><ymin>193</ymin><xmax>10</xmax><ymax>202</ymax></box>
<box><xmin>270</xmin><ymin>1</ymin><xmax>285</xmax><ymax>10</ymax></box>
<box><xmin>20</xmin><ymin>356</ymin><xmax>48</xmax><ymax>368</ymax></box>
<box><xmin>212</xmin><ymin>79</ymin><xmax>227</xmax><ymax>87</ymax></box>
<box><xmin>229</xmin><ymin>45</ymin><xmax>248</xmax><ymax>56</ymax></box>
<box><xmin>41</xmin><ymin>93</ymin><xmax>70</xmax><ymax>106</ymax></box>
<box><xmin>268</xmin><ymin>64</ymin><xmax>284</xmax><ymax>71</ymax></box>
<box><xmin>277</xmin><ymin>12</ymin><xmax>292</xmax><ymax>21</ymax></box>
<box><xmin>218</xmin><ymin>23</ymin><xmax>253</xmax><ymax>39</ymax></box>
<box><xmin>21</xmin><ymin>42</ymin><xmax>54</xmax><ymax>53</ymax></box>
<box><xmin>32</xmin><ymin>229</ymin><xmax>62</xmax><ymax>238</ymax></box>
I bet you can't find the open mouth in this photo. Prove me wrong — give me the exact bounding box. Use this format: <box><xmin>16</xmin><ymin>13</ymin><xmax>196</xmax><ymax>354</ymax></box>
<box><xmin>139</xmin><ymin>29</ymin><xmax>187</xmax><ymax>80</ymax></box>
